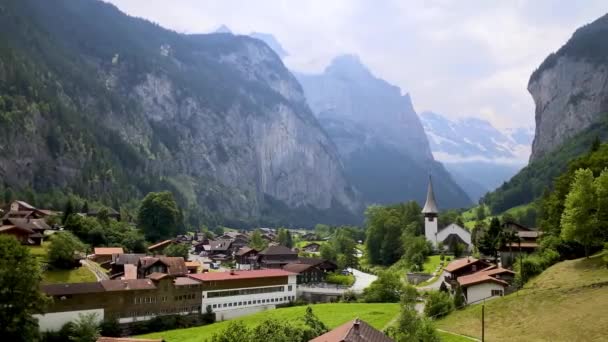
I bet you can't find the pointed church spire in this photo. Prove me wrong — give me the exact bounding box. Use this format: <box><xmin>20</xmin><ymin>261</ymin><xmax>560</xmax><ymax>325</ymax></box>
<box><xmin>422</xmin><ymin>175</ymin><xmax>438</xmax><ymax>214</ymax></box>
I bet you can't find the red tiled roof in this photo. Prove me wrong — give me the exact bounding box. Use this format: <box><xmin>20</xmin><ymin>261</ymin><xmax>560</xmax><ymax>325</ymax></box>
<box><xmin>457</xmin><ymin>267</ymin><xmax>513</xmax><ymax>288</ymax></box>
<box><xmin>188</xmin><ymin>269</ymin><xmax>295</xmax><ymax>282</ymax></box>
<box><xmin>310</xmin><ymin>319</ymin><xmax>393</xmax><ymax>342</ymax></box>
<box><xmin>94</xmin><ymin>247</ymin><xmax>124</xmax><ymax>255</ymax></box>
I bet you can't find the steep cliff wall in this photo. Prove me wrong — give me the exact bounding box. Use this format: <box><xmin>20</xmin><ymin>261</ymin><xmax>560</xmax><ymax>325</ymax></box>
<box><xmin>529</xmin><ymin>13</ymin><xmax>608</xmax><ymax>161</ymax></box>
<box><xmin>0</xmin><ymin>0</ymin><xmax>360</xmax><ymax>227</ymax></box>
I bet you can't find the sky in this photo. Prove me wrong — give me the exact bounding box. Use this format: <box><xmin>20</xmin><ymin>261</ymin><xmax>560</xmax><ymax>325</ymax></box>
<box><xmin>105</xmin><ymin>1</ymin><xmax>608</xmax><ymax>130</ymax></box>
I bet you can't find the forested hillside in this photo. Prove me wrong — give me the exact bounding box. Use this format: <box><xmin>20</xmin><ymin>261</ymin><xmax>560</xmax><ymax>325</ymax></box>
<box><xmin>0</xmin><ymin>0</ymin><xmax>360</xmax><ymax>228</ymax></box>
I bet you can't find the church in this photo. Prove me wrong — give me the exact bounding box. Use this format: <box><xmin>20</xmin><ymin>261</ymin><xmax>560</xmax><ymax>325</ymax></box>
<box><xmin>422</xmin><ymin>176</ymin><xmax>471</xmax><ymax>250</ymax></box>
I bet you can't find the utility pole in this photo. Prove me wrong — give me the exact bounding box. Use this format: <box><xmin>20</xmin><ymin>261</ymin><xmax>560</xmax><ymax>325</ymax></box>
<box><xmin>481</xmin><ymin>304</ymin><xmax>485</xmax><ymax>342</ymax></box>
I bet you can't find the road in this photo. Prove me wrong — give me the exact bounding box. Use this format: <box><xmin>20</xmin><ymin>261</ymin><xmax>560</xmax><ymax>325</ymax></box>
<box><xmin>81</xmin><ymin>259</ymin><xmax>109</xmax><ymax>281</ymax></box>
<box><xmin>417</xmin><ymin>270</ymin><xmax>447</xmax><ymax>291</ymax></box>
<box><xmin>348</xmin><ymin>268</ymin><xmax>377</xmax><ymax>293</ymax></box>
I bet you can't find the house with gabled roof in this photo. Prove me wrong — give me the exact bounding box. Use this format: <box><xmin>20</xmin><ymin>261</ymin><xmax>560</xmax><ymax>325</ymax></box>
<box><xmin>444</xmin><ymin>257</ymin><xmax>491</xmax><ymax>284</ymax></box>
<box><xmin>137</xmin><ymin>256</ymin><xmax>187</xmax><ymax>278</ymax></box>
<box><xmin>456</xmin><ymin>266</ymin><xmax>515</xmax><ymax>304</ymax></box>
<box><xmin>257</xmin><ymin>245</ymin><xmax>298</xmax><ymax>269</ymax></box>
<box><xmin>310</xmin><ymin>318</ymin><xmax>393</xmax><ymax>342</ymax></box>
<box><xmin>147</xmin><ymin>239</ymin><xmax>175</xmax><ymax>253</ymax></box>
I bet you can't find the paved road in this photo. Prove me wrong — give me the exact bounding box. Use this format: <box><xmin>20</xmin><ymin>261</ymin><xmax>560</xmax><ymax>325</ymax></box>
<box><xmin>417</xmin><ymin>270</ymin><xmax>447</xmax><ymax>291</ymax></box>
<box><xmin>348</xmin><ymin>268</ymin><xmax>377</xmax><ymax>293</ymax></box>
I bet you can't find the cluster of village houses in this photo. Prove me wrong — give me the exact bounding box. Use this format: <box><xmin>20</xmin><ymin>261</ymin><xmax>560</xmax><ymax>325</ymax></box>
<box><xmin>0</xmin><ymin>196</ymin><xmax>542</xmax><ymax>340</ymax></box>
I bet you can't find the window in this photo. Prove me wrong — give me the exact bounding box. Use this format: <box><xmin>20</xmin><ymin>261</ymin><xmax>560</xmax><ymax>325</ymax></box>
<box><xmin>238</xmin><ymin>302</ymin><xmax>242</xmax><ymax>306</ymax></box>
<box><xmin>248</xmin><ymin>301</ymin><xmax>252</xmax><ymax>305</ymax></box>
<box><xmin>228</xmin><ymin>303</ymin><xmax>232</xmax><ymax>307</ymax></box>
<box><xmin>491</xmin><ymin>289</ymin><xmax>504</xmax><ymax>297</ymax></box>
<box><xmin>213</xmin><ymin>304</ymin><xmax>217</xmax><ymax>308</ymax></box>
<box><xmin>223</xmin><ymin>303</ymin><xmax>227</xmax><ymax>308</ymax></box>
<box><xmin>288</xmin><ymin>285</ymin><xmax>292</xmax><ymax>291</ymax></box>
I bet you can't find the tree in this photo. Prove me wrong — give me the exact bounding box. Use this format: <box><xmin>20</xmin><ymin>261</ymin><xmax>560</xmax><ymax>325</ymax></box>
<box><xmin>137</xmin><ymin>191</ymin><xmax>180</xmax><ymax>242</ymax></box>
<box><xmin>163</xmin><ymin>243</ymin><xmax>189</xmax><ymax>260</ymax></box>
<box><xmin>63</xmin><ymin>198</ymin><xmax>75</xmax><ymax>224</ymax></box>
<box><xmin>69</xmin><ymin>313</ymin><xmax>100</xmax><ymax>342</ymax></box>
<box><xmin>81</xmin><ymin>201</ymin><xmax>89</xmax><ymax>214</ymax></box>
<box><xmin>277</xmin><ymin>228</ymin><xmax>293</xmax><ymax>248</ymax></box>
<box><xmin>424</xmin><ymin>290</ymin><xmax>454</xmax><ymax>319</ymax></box>
<box><xmin>453</xmin><ymin>285</ymin><xmax>465</xmax><ymax>309</ymax></box>
<box><xmin>209</xmin><ymin>321</ymin><xmax>251</xmax><ymax>342</ymax></box>
<box><xmin>249</xmin><ymin>229</ymin><xmax>267</xmax><ymax>250</ymax></box>
<box><xmin>250</xmin><ymin>319</ymin><xmax>304</xmax><ymax>342</ymax></box>
<box><xmin>99</xmin><ymin>318</ymin><xmax>120</xmax><ymax>337</ymax></box>
<box><xmin>303</xmin><ymin>306</ymin><xmax>328</xmax><ymax>338</ymax></box>
<box><xmin>561</xmin><ymin>168</ymin><xmax>600</xmax><ymax>257</ymax></box>
<box><xmin>387</xmin><ymin>289</ymin><xmax>440</xmax><ymax>342</ymax></box>
<box><xmin>476</xmin><ymin>205</ymin><xmax>486</xmax><ymax>221</ymax></box>
<box><xmin>594</xmin><ymin>168</ymin><xmax>608</xmax><ymax>243</ymax></box>
<box><xmin>48</xmin><ymin>232</ymin><xmax>86</xmax><ymax>269</ymax></box>
<box><xmin>362</xmin><ymin>271</ymin><xmax>405</xmax><ymax>303</ymax></box>
<box><xmin>478</xmin><ymin>217</ymin><xmax>501</xmax><ymax>261</ymax></box>
<box><xmin>0</xmin><ymin>235</ymin><xmax>50</xmax><ymax>341</ymax></box>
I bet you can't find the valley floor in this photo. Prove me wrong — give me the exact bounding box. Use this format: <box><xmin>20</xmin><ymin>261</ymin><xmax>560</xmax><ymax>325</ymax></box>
<box><xmin>435</xmin><ymin>253</ymin><xmax>608</xmax><ymax>341</ymax></box>
<box><xmin>137</xmin><ymin>303</ymin><xmax>399</xmax><ymax>342</ymax></box>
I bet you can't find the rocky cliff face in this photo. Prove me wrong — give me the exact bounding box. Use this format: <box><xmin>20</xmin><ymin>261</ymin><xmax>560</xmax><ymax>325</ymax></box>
<box><xmin>0</xmin><ymin>0</ymin><xmax>360</xmax><ymax>226</ymax></box>
<box><xmin>297</xmin><ymin>55</ymin><xmax>471</xmax><ymax>208</ymax></box>
<box><xmin>529</xmin><ymin>14</ymin><xmax>608</xmax><ymax>161</ymax></box>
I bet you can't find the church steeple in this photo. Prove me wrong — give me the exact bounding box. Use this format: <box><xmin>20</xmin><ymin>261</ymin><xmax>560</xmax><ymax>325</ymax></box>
<box><xmin>422</xmin><ymin>175</ymin><xmax>438</xmax><ymax>215</ymax></box>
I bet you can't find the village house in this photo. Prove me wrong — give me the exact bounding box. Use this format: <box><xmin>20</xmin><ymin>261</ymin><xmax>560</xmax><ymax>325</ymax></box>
<box><xmin>500</xmin><ymin>221</ymin><xmax>542</xmax><ymax>267</ymax></box>
<box><xmin>93</xmin><ymin>247</ymin><xmax>124</xmax><ymax>264</ymax></box>
<box><xmin>235</xmin><ymin>247</ymin><xmax>258</xmax><ymax>270</ymax></box>
<box><xmin>302</xmin><ymin>242</ymin><xmax>322</xmax><ymax>253</ymax></box>
<box><xmin>0</xmin><ymin>225</ymin><xmax>37</xmax><ymax>245</ymax></box>
<box><xmin>189</xmin><ymin>269</ymin><xmax>297</xmax><ymax>321</ymax></box>
<box><xmin>185</xmin><ymin>261</ymin><xmax>201</xmax><ymax>274</ymax></box>
<box><xmin>456</xmin><ymin>266</ymin><xmax>516</xmax><ymax>304</ymax></box>
<box><xmin>310</xmin><ymin>318</ymin><xmax>393</xmax><ymax>342</ymax></box>
<box><xmin>282</xmin><ymin>263</ymin><xmax>325</xmax><ymax>284</ymax></box>
<box><xmin>257</xmin><ymin>245</ymin><xmax>298</xmax><ymax>269</ymax></box>
<box><xmin>137</xmin><ymin>256</ymin><xmax>187</xmax><ymax>278</ymax></box>
<box><xmin>110</xmin><ymin>254</ymin><xmax>146</xmax><ymax>279</ymax></box>
<box><xmin>0</xmin><ymin>201</ymin><xmax>53</xmax><ymax>245</ymax></box>
<box><xmin>193</xmin><ymin>238</ymin><xmax>212</xmax><ymax>254</ymax></box>
<box><xmin>296</xmin><ymin>257</ymin><xmax>338</xmax><ymax>273</ymax></box>
<box><xmin>7</xmin><ymin>200</ymin><xmax>53</xmax><ymax>218</ymax></box>
<box><xmin>444</xmin><ymin>257</ymin><xmax>491</xmax><ymax>284</ymax></box>
<box><xmin>300</xmin><ymin>232</ymin><xmax>318</xmax><ymax>241</ymax></box>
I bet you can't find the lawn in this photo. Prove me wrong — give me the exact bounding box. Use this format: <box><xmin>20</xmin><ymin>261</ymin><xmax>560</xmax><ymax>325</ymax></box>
<box><xmin>437</xmin><ymin>330</ymin><xmax>478</xmax><ymax>342</ymax></box>
<box><xmin>137</xmin><ymin>303</ymin><xmax>400</xmax><ymax>342</ymax></box>
<box><xmin>42</xmin><ymin>266</ymin><xmax>97</xmax><ymax>284</ymax></box>
<box><xmin>423</xmin><ymin>255</ymin><xmax>444</xmax><ymax>274</ymax></box>
<box><xmin>435</xmin><ymin>253</ymin><xmax>608</xmax><ymax>342</ymax></box>
<box><xmin>29</xmin><ymin>242</ymin><xmax>50</xmax><ymax>262</ymax></box>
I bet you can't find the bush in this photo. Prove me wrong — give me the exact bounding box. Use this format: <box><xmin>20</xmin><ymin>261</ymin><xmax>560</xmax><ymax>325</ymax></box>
<box><xmin>424</xmin><ymin>290</ymin><xmax>454</xmax><ymax>319</ymax></box>
<box><xmin>129</xmin><ymin>314</ymin><xmax>212</xmax><ymax>335</ymax></box>
<box><xmin>515</xmin><ymin>248</ymin><xmax>560</xmax><ymax>285</ymax></box>
<box><xmin>362</xmin><ymin>271</ymin><xmax>406</xmax><ymax>303</ymax></box>
<box><xmin>99</xmin><ymin>318</ymin><xmax>121</xmax><ymax>337</ymax></box>
<box><xmin>325</xmin><ymin>272</ymin><xmax>355</xmax><ymax>286</ymax></box>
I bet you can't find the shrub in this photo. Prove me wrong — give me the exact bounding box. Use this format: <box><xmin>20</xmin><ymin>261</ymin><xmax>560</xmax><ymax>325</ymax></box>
<box><xmin>515</xmin><ymin>248</ymin><xmax>560</xmax><ymax>285</ymax></box>
<box><xmin>325</xmin><ymin>273</ymin><xmax>355</xmax><ymax>286</ymax></box>
<box><xmin>424</xmin><ymin>290</ymin><xmax>454</xmax><ymax>319</ymax></box>
<box><xmin>99</xmin><ymin>318</ymin><xmax>121</xmax><ymax>337</ymax></box>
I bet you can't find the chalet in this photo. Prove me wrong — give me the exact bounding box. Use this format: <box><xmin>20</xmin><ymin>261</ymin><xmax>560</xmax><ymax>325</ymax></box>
<box><xmin>444</xmin><ymin>257</ymin><xmax>491</xmax><ymax>284</ymax></box>
<box><xmin>282</xmin><ymin>263</ymin><xmax>325</xmax><ymax>284</ymax></box>
<box><xmin>7</xmin><ymin>200</ymin><xmax>52</xmax><ymax>218</ymax></box>
<box><xmin>93</xmin><ymin>247</ymin><xmax>124</xmax><ymax>264</ymax></box>
<box><xmin>310</xmin><ymin>318</ymin><xmax>393</xmax><ymax>342</ymax></box>
<box><xmin>185</xmin><ymin>261</ymin><xmax>201</xmax><ymax>274</ymax></box>
<box><xmin>110</xmin><ymin>253</ymin><xmax>146</xmax><ymax>278</ymax></box>
<box><xmin>0</xmin><ymin>215</ymin><xmax>51</xmax><ymax>245</ymax></box>
<box><xmin>261</xmin><ymin>233</ymin><xmax>274</xmax><ymax>242</ymax></box>
<box><xmin>297</xmin><ymin>257</ymin><xmax>338</xmax><ymax>273</ymax></box>
<box><xmin>257</xmin><ymin>245</ymin><xmax>298</xmax><ymax>269</ymax></box>
<box><xmin>219</xmin><ymin>231</ymin><xmax>249</xmax><ymax>241</ymax></box>
<box><xmin>205</xmin><ymin>239</ymin><xmax>234</xmax><ymax>259</ymax></box>
<box><xmin>235</xmin><ymin>247</ymin><xmax>258</xmax><ymax>270</ymax></box>
<box><xmin>0</xmin><ymin>225</ymin><xmax>36</xmax><ymax>244</ymax></box>
<box><xmin>457</xmin><ymin>266</ymin><xmax>515</xmax><ymax>304</ymax></box>
<box><xmin>137</xmin><ymin>256</ymin><xmax>187</xmax><ymax>278</ymax></box>
<box><xmin>147</xmin><ymin>239</ymin><xmax>175</xmax><ymax>254</ymax></box>
<box><xmin>193</xmin><ymin>240</ymin><xmax>210</xmax><ymax>254</ymax></box>
<box><xmin>302</xmin><ymin>242</ymin><xmax>321</xmax><ymax>253</ymax></box>
<box><xmin>189</xmin><ymin>269</ymin><xmax>297</xmax><ymax>321</ymax></box>
<box><xmin>301</xmin><ymin>232</ymin><xmax>318</xmax><ymax>241</ymax></box>
<box><xmin>500</xmin><ymin>221</ymin><xmax>542</xmax><ymax>267</ymax></box>
<box><xmin>37</xmin><ymin>276</ymin><xmax>202</xmax><ymax>331</ymax></box>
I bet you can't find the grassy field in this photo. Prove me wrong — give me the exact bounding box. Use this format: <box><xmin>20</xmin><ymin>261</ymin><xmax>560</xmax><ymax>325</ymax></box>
<box><xmin>438</xmin><ymin>330</ymin><xmax>478</xmax><ymax>342</ymax></box>
<box><xmin>423</xmin><ymin>255</ymin><xmax>444</xmax><ymax>274</ymax></box>
<box><xmin>29</xmin><ymin>242</ymin><xmax>50</xmax><ymax>262</ymax></box>
<box><xmin>42</xmin><ymin>266</ymin><xmax>97</xmax><ymax>284</ymax></box>
<box><xmin>435</xmin><ymin>253</ymin><xmax>608</xmax><ymax>341</ymax></box>
<box><xmin>137</xmin><ymin>303</ymin><xmax>399</xmax><ymax>342</ymax></box>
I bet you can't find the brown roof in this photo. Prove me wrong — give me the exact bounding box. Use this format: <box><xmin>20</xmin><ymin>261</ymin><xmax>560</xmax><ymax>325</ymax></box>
<box><xmin>101</xmin><ymin>279</ymin><xmax>156</xmax><ymax>291</ymax></box>
<box><xmin>457</xmin><ymin>272</ymin><xmax>509</xmax><ymax>287</ymax></box>
<box><xmin>0</xmin><ymin>225</ymin><xmax>34</xmax><ymax>234</ymax></box>
<box><xmin>147</xmin><ymin>239</ymin><xmax>174</xmax><ymax>251</ymax></box>
<box><xmin>42</xmin><ymin>282</ymin><xmax>105</xmax><ymax>296</ymax></box>
<box><xmin>310</xmin><ymin>319</ymin><xmax>393</xmax><ymax>342</ymax></box>
<box><xmin>185</xmin><ymin>261</ymin><xmax>200</xmax><ymax>268</ymax></box>
<box><xmin>94</xmin><ymin>247</ymin><xmax>124</xmax><ymax>255</ymax></box>
<box><xmin>444</xmin><ymin>258</ymin><xmax>487</xmax><ymax>273</ymax></box>
<box><xmin>235</xmin><ymin>246</ymin><xmax>257</xmax><ymax>256</ymax></box>
<box><xmin>113</xmin><ymin>253</ymin><xmax>146</xmax><ymax>265</ymax></box>
<box><xmin>208</xmin><ymin>239</ymin><xmax>233</xmax><ymax>251</ymax></box>
<box><xmin>283</xmin><ymin>263</ymin><xmax>315</xmax><ymax>273</ymax></box>
<box><xmin>260</xmin><ymin>245</ymin><xmax>296</xmax><ymax>256</ymax></box>
<box><xmin>124</xmin><ymin>264</ymin><xmax>137</xmax><ymax>280</ymax></box>
<box><xmin>7</xmin><ymin>218</ymin><xmax>50</xmax><ymax>231</ymax></box>
<box><xmin>139</xmin><ymin>256</ymin><xmax>187</xmax><ymax>276</ymax></box>
<box><xmin>97</xmin><ymin>338</ymin><xmax>162</xmax><ymax>342</ymax></box>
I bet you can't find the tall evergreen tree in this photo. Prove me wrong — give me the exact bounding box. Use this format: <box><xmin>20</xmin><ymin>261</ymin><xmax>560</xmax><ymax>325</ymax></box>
<box><xmin>62</xmin><ymin>198</ymin><xmax>75</xmax><ymax>224</ymax></box>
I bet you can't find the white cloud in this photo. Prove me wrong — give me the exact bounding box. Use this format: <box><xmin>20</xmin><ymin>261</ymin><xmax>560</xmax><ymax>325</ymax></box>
<box><xmin>105</xmin><ymin>0</ymin><xmax>608</xmax><ymax>130</ymax></box>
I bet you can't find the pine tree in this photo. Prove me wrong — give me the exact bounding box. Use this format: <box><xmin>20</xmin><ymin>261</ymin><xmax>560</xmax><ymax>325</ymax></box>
<box><xmin>62</xmin><ymin>198</ymin><xmax>75</xmax><ymax>224</ymax></box>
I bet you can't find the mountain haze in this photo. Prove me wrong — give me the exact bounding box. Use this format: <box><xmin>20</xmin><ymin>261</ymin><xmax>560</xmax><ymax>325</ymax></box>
<box><xmin>296</xmin><ymin>55</ymin><xmax>472</xmax><ymax>209</ymax></box>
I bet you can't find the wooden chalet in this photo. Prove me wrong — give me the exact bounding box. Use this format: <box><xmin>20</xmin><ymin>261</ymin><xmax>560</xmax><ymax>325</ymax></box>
<box><xmin>235</xmin><ymin>247</ymin><xmax>258</xmax><ymax>269</ymax></box>
<box><xmin>93</xmin><ymin>247</ymin><xmax>124</xmax><ymax>264</ymax></box>
<box><xmin>137</xmin><ymin>256</ymin><xmax>187</xmax><ymax>278</ymax></box>
<box><xmin>282</xmin><ymin>263</ymin><xmax>325</xmax><ymax>284</ymax></box>
<box><xmin>444</xmin><ymin>257</ymin><xmax>491</xmax><ymax>284</ymax></box>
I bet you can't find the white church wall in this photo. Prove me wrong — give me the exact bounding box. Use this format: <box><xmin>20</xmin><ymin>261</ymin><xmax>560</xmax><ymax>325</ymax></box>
<box><xmin>436</xmin><ymin>223</ymin><xmax>471</xmax><ymax>246</ymax></box>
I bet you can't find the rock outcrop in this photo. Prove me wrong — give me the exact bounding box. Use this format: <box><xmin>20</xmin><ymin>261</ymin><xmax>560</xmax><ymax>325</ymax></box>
<box><xmin>529</xmin><ymin>13</ymin><xmax>608</xmax><ymax>161</ymax></box>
